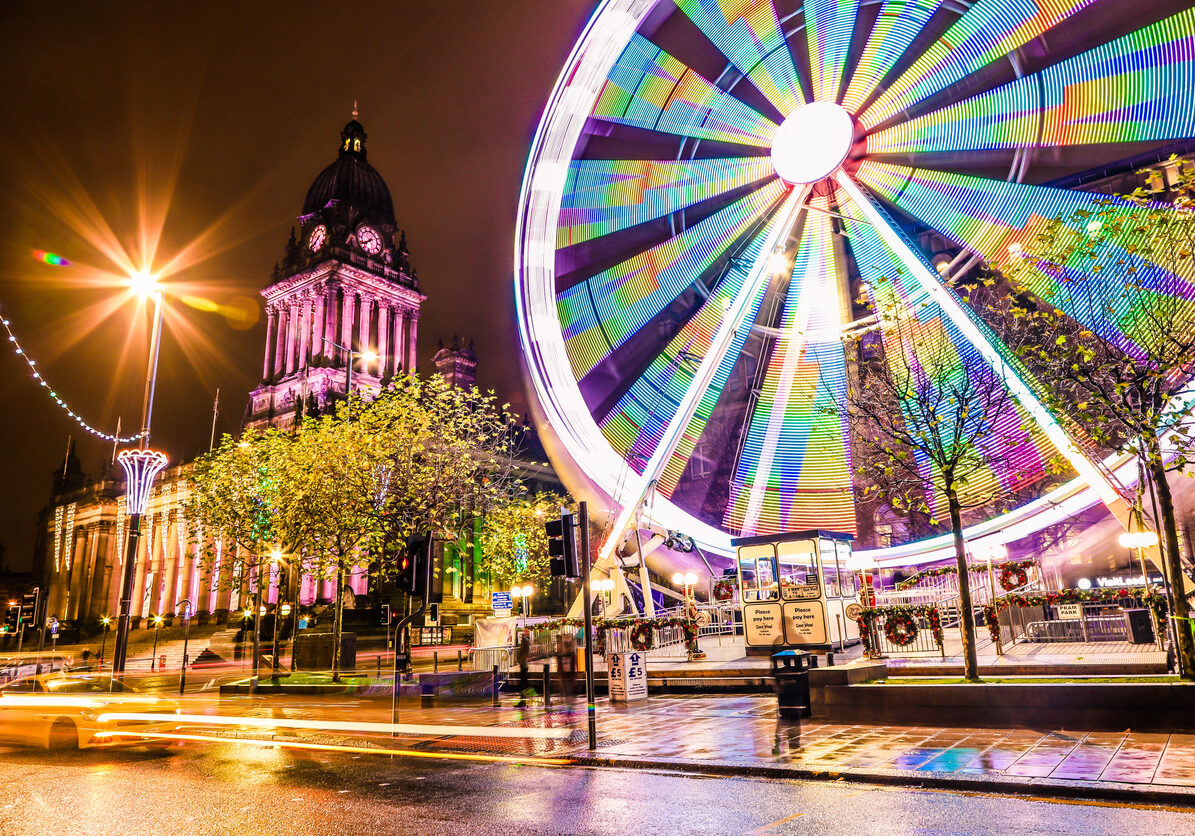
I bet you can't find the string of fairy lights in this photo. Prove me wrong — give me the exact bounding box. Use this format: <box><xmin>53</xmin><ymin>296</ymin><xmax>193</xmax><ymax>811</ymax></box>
<box><xmin>1</xmin><ymin>304</ymin><xmax>145</xmax><ymax>443</ymax></box>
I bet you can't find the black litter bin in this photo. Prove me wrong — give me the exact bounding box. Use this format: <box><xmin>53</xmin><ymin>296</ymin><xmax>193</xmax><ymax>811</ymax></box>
<box><xmin>1123</xmin><ymin>608</ymin><xmax>1155</xmax><ymax>644</ymax></box>
<box><xmin>771</xmin><ymin>650</ymin><xmax>811</xmax><ymax>719</ymax></box>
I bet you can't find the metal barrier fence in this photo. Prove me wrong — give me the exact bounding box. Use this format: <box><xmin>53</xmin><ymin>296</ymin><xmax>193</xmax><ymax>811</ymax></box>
<box><xmin>865</xmin><ymin>609</ymin><xmax>945</xmax><ymax>657</ymax></box>
<box><xmin>470</xmin><ymin>645</ymin><xmax>514</xmax><ymax>672</ymax></box>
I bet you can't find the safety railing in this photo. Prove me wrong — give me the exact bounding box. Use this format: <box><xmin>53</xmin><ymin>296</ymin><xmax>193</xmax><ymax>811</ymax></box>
<box><xmin>862</xmin><ymin>608</ymin><xmax>945</xmax><ymax>658</ymax></box>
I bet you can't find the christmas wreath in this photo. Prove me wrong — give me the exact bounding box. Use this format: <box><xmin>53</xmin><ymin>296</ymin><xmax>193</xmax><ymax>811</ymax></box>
<box><xmin>998</xmin><ymin>563</ymin><xmax>1029</xmax><ymax>592</ymax></box>
<box><xmin>629</xmin><ymin>620</ymin><xmax>654</xmax><ymax>651</ymax></box>
<box><xmin>883</xmin><ymin>611</ymin><xmax>919</xmax><ymax>646</ymax></box>
<box><xmin>713</xmin><ymin>578</ymin><xmax>736</xmax><ymax>601</ymax></box>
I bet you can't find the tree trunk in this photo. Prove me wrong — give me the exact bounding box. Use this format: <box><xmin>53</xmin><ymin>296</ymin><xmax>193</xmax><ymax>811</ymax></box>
<box><xmin>947</xmin><ymin>486</ymin><xmax>980</xmax><ymax>682</ymax></box>
<box><xmin>332</xmin><ymin>563</ymin><xmax>345</xmax><ymax>682</ymax></box>
<box><xmin>1149</xmin><ymin>453</ymin><xmax>1195</xmax><ymax>680</ymax></box>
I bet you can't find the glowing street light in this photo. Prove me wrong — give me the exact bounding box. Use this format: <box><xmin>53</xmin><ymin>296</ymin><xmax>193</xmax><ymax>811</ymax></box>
<box><xmin>594</xmin><ymin>577</ymin><xmax>615</xmax><ymax>617</ymax></box>
<box><xmin>672</xmin><ymin>572</ymin><xmax>703</xmax><ymax>661</ymax></box>
<box><xmin>112</xmin><ymin>269</ymin><xmax>168</xmax><ymax>676</ymax></box>
<box><xmin>98</xmin><ymin>616</ymin><xmax>111</xmax><ymax>671</ymax></box>
<box><xmin>150</xmin><ymin>613</ymin><xmax>164</xmax><ymax>671</ymax></box>
<box><xmin>1119</xmin><ymin>530</ymin><xmax>1159</xmax><ymax>586</ymax></box>
<box><xmin>323</xmin><ymin>337</ymin><xmax>378</xmax><ymax>421</ymax></box>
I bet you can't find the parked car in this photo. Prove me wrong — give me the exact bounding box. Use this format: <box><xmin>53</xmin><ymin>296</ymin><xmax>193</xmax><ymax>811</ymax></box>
<box><xmin>0</xmin><ymin>673</ymin><xmax>181</xmax><ymax>750</ymax></box>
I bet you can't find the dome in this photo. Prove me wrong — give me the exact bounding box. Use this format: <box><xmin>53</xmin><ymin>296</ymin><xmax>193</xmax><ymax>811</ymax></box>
<box><xmin>300</xmin><ymin>118</ymin><xmax>395</xmax><ymax>222</ymax></box>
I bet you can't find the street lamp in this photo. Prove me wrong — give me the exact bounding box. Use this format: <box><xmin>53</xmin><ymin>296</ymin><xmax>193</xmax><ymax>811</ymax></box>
<box><xmin>594</xmin><ymin>578</ymin><xmax>615</xmax><ymax>617</ymax></box>
<box><xmin>322</xmin><ymin>338</ymin><xmax>378</xmax><ymax>421</ymax></box>
<box><xmin>99</xmin><ymin>616</ymin><xmax>111</xmax><ymax>671</ymax></box>
<box><xmin>1118</xmin><ymin>530</ymin><xmax>1159</xmax><ymax>586</ymax></box>
<box><xmin>510</xmin><ymin>585</ymin><xmax>534</xmax><ymax>628</ymax></box>
<box><xmin>672</xmin><ymin>572</ymin><xmax>703</xmax><ymax>661</ymax></box>
<box><xmin>112</xmin><ymin>272</ymin><xmax>168</xmax><ymax>676</ymax></box>
<box><xmin>177</xmin><ymin>600</ymin><xmax>192</xmax><ymax>694</ymax></box>
<box><xmin>150</xmin><ymin>614</ymin><xmax>164</xmax><ymax>671</ymax></box>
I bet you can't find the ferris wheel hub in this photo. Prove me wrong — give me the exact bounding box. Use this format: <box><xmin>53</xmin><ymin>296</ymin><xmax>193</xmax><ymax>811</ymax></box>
<box><xmin>770</xmin><ymin>101</ymin><xmax>854</xmax><ymax>185</ymax></box>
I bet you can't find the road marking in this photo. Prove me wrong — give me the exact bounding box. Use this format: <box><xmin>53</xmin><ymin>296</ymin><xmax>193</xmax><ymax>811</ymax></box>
<box><xmin>749</xmin><ymin>811</ymin><xmax>805</xmax><ymax>834</ymax></box>
<box><xmin>94</xmin><ymin>729</ymin><xmax>574</xmax><ymax>767</ymax></box>
<box><xmin>95</xmin><ymin>711</ymin><xmax>573</xmax><ymax>740</ymax></box>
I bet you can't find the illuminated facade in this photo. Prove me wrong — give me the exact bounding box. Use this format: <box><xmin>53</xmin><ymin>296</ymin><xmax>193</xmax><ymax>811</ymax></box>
<box><xmin>247</xmin><ymin>115</ymin><xmax>425</xmax><ymax>430</ymax></box>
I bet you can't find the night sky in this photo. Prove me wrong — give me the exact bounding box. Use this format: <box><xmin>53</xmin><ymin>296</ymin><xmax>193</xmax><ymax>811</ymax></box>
<box><xmin>0</xmin><ymin>1</ymin><xmax>596</xmax><ymax>570</ymax></box>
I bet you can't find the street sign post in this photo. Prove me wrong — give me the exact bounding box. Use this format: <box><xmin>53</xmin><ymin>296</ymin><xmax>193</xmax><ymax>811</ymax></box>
<box><xmin>491</xmin><ymin>591</ymin><xmax>513</xmax><ymax>613</ymax></box>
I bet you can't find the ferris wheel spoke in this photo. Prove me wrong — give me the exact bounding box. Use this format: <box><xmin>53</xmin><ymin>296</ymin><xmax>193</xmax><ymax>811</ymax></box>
<box><xmin>675</xmin><ymin>0</ymin><xmax>804</xmax><ymax>115</ymax></box>
<box><xmin>803</xmin><ymin>0</ymin><xmax>861</xmax><ymax>104</ymax></box>
<box><xmin>835</xmin><ymin>170</ymin><xmax>1123</xmax><ymax>508</ymax></box>
<box><xmin>837</xmin><ymin>194</ymin><xmax>1065</xmax><ymax>510</ymax></box>
<box><xmin>558</xmin><ymin>157</ymin><xmax>778</xmax><ymax>247</ymax></box>
<box><xmin>595</xmin><ymin>185</ymin><xmax>811</xmax><ymax>563</ymax></box>
<box><xmin>724</xmin><ymin>197</ymin><xmax>855</xmax><ymax>536</ymax></box>
<box><xmin>558</xmin><ymin>180</ymin><xmax>789</xmax><ymax>380</ymax></box>
<box><xmin>858</xmin><ymin>0</ymin><xmax>1099</xmax><ymax>132</ymax></box>
<box><xmin>841</xmin><ymin>0</ymin><xmax>942</xmax><ymax>114</ymax></box>
<box><xmin>597</xmin><ymin>211</ymin><xmax>789</xmax><ymax>470</ymax></box>
<box><xmin>854</xmin><ymin>160</ymin><xmax>1195</xmax><ymax>354</ymax></box>
<box><xmin>593</xmin><ymin>33</ymin><xmax>779</xmax><ymax>148</ymax></box>
<box><xmin>867</xmin><ymin>10</ymin><xmax>1195</xmax><ymax>155</ymax></box>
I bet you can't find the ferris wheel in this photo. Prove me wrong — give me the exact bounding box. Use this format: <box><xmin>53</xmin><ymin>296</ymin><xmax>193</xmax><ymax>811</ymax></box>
<box><xmin>515</xmin><ymin>0</ymin><xmax>1195</xmax><ymax>561</ymax></box>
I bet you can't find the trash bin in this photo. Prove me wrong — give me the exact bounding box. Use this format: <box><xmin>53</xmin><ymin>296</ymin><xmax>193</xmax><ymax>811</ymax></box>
<box><xmin>1123</xmin><ymin>609</ymin><xmax>1155</xmax><ymax>644</ymax></box>
<box><xmin>771</xmin><ymin>650</ymin><xmax>811</xmax><ymax>719</ymax></box>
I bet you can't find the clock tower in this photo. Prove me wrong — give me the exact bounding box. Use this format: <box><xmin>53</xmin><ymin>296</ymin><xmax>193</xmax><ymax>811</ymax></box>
<box><xmin>247</xmin><ymin>109</ymin><xmax>426</xmax><ymax>430</ymax></box>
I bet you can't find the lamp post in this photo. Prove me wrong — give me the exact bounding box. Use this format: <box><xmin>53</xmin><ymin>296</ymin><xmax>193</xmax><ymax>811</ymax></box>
<box><xmin>177</xmin><ymin>600</ymin><xmax>192</xmax><ymax>694</ymax></box>
<box><xmin>112</xmin><ymin>275</ymin><xmax>168</xmax><ymax>676</ymax></box>
<box><xmin>98</xmin><ymin>616</ymin><xmax>110</xmax><ymax>671</ymax></box>
<box><xmin>672</xmin><ymin>571</ymin><xmax>703</xmax><ymax>661</ymax></box>
<box><xmin>1119</xmin><ymin>530</ymin><xmax>1167</xmax><ymax>652</ymax></box>
<box><xmin>322</xmin><ymin>338</ymin><xmax>377</xmax><ymax>421</ymax></box>
<box><xmin>594</xmin><ymin>578</ymin><xmax>615</xmax><ymax>617</ymax></box>
<box><xmin>150</xmin><ymin>614</ymin><xmax>163</xmax><ymax>671</ymax></box>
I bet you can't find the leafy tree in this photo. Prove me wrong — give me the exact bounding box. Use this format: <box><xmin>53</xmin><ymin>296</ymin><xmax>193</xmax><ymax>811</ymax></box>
<box><xmin>478</xmin><ymin>492</ymin><xmax>570</xmax><ymax>586</ymax></box>
<box><xmin>185</xmin><ymin>429</ymin><xmax>306</xmax><ymax>678</ymax></box>
<box><xmin>997</xmin><ymin>159</ymin><xmax>1195</xmax><ymax>677</ymax></box>
<box><xmin>843</xmin><ymin>279</ymin><xmax>1064</xmax><ymax>681</ymax></box>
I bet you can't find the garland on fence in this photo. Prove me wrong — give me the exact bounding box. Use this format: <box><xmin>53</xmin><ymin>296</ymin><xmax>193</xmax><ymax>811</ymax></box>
<box><xmin>895</xmin><ymin>558</ymin><xmax>1036</xmax><ymax>591</ymax></box>
<box><xmin>531</xmin><ymin>615</ymin><xmax>698</xmax><ymax>654</ymax></box>
<box><xmin>853</xmin><ymin>604</ymin><xmax>944</xmax><ymax>650</ymax></box>
<box><xmin>713</xmin><ymin>578</ymin><xmax>737</xmax><ymax>601</ymax></box>
<box><xmin>979</xmin><ymin>587</ymin><xmax>1167</xmax><ymax>644</ymax></box>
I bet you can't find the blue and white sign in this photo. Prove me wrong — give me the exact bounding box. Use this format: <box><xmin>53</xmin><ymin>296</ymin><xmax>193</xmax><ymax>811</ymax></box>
<box><xmin>608</xmin><ymin>651</ymin><xmax>647</xmax><ymax>702</ymax></box>
<box><xmin>491</xmin><ymin>591</ymin><xmax>513</xmax><ymax>612</ymax></box>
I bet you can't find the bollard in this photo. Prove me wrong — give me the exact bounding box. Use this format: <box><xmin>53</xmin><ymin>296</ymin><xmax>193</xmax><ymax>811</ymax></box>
<box><xmin>434</xmin><ymin>651</ymin><xmax>439</xmax><ymax>672</ymax></box>
<box><xmin>457</xmin><ymin>650</ymin><xmax>463</xmax><ymax>671</ymax></box>
<box><xmin>826</xmin><ymin>651</ymin><xmax>835</xmax><ymax>667</ymax></box>
<box><xmin>491</xmin><ymin>664</ymin><xmax>499</xmax><ymax>706</ymax></box>
<box><xmin>542</xmin><ymin>663</ymin><xmax>551</xmax><ymax>707</ymax></box>
<box><xmin>376</xmin><ymin>656</ymin><xmax>381</xmax><ymax>676</ymax></box>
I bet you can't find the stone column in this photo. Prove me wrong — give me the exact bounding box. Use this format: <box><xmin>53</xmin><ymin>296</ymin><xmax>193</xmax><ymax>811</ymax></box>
<box><xmin>340</xmin><ymin>292</ymin><xmax>355</xmax><ymax>371</ymax></box>
<box><xmin>297</xmin><ymin>297</ymin><xmax>311</xmax><ymax>370</ymax></box>
<box><xmin>160</xmin><ymin>514</ymin><xmax>178</xmax><ymax>617</ymax></box>
<box><xmin>324</xmin><ymin>287</ymin><xmax>338</xmax><ymax>362</ymax></box>
<box><xmin>358</xmin><ymin>295</ymin><xmax>372</xmax><ymax>358</ymax></box>
<box><xmin>407</xmin><ymin>310</ymin><xmax>419</xmax><ymax>374</ymax></box>
<box><xmin>312</xmin><ymin>292</ymin><xmax>327</xmax><ymax>365</ymax></box>
<box><xmin>262</xmin><ymin>307</ymin><xmax>277</xmax><ymax>380</ymax></box>
<box><xmin>284</xmin><ymin>303</ymin><xmax>298</xmax><ymax>375</ymax></box>
<box><xmin>377</xmin><ymin>305</ymin><xmax>390</xmax><ymax>378</ymax></box>
<box><xmin>273</xmin><ymin>306</ymin><xmax>288</xmax><ymax>380</ymax></box>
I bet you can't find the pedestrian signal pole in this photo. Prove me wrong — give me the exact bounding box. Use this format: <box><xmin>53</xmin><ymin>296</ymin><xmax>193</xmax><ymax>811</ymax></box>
<box><xmin>579</xmin><ymin>501</ymin><xmax>596</xmax><ymax>750</ymax></box>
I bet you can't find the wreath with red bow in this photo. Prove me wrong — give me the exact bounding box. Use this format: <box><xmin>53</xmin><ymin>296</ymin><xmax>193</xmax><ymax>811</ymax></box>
<box><xmin>883</xmin><ymin>611</ymin><xmax>918</xmax><ymax>646</ymax></box>
<box><xmin>999</xmin><ymin>564</ymin><xmax>1029</xmax><ymax>592</ymax></box>
<box><xmin>629</xmin><ymin>620</ymin><xmax>654</xmax><ymax>651</ymax></box>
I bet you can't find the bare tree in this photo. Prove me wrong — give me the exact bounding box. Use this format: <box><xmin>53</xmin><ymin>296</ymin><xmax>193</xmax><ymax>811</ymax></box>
<box><xmin>842</xmin><ymin>279</ymin><xmax>1066</xmax><ymax>681</ymax></box>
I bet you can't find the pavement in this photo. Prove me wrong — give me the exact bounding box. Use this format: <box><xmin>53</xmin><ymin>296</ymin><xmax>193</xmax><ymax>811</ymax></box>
<box><xmin>143</xmin><ymin>691</ymin><xmax>1195</xmax><ymax>806</ymax></box>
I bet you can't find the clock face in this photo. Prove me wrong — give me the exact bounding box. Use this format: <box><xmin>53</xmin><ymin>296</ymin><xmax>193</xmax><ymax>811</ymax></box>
<box><xmin>308</xmin><ymin>225</ymin><xmax>326</xmax><ymax>252</ymax></box>
<box><xmin>358</xmin><ymin>225</ymin><xmax>383</xmax><ymax>255</ymax></box>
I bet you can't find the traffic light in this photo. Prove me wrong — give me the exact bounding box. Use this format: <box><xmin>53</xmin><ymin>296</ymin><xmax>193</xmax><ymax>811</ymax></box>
<box><xmin>2</xmin><ymin>605</ymin><xmax>16</xmax><ymax>633</ymax></box>
<box><xmin>396</xmin><ymin>534</ymin><xmax>430</xmax><ymax>596</ymax></box>
<box><xmin>19</xmin><ymin>592</ymin><xmax>36</xmax><ymax>628</ymax></box>
<box><xmin>546</xmin><ymin>511</ymin><xmax>579</xmax><ymax>578</ymax></box>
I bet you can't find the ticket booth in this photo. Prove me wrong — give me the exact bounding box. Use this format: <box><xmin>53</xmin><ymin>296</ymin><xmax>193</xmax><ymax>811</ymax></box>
<box><xmin>731</xmin><ymin>530</ymin><xmax>861</xmax><ymax>654</ymax></box>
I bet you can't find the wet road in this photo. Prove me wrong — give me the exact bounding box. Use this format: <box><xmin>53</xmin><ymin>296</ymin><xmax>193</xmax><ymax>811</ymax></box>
<box><xmin>1</xmin><ymin>743</ymin><xmax>1192</xmax><ymax>835</ymax></box>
